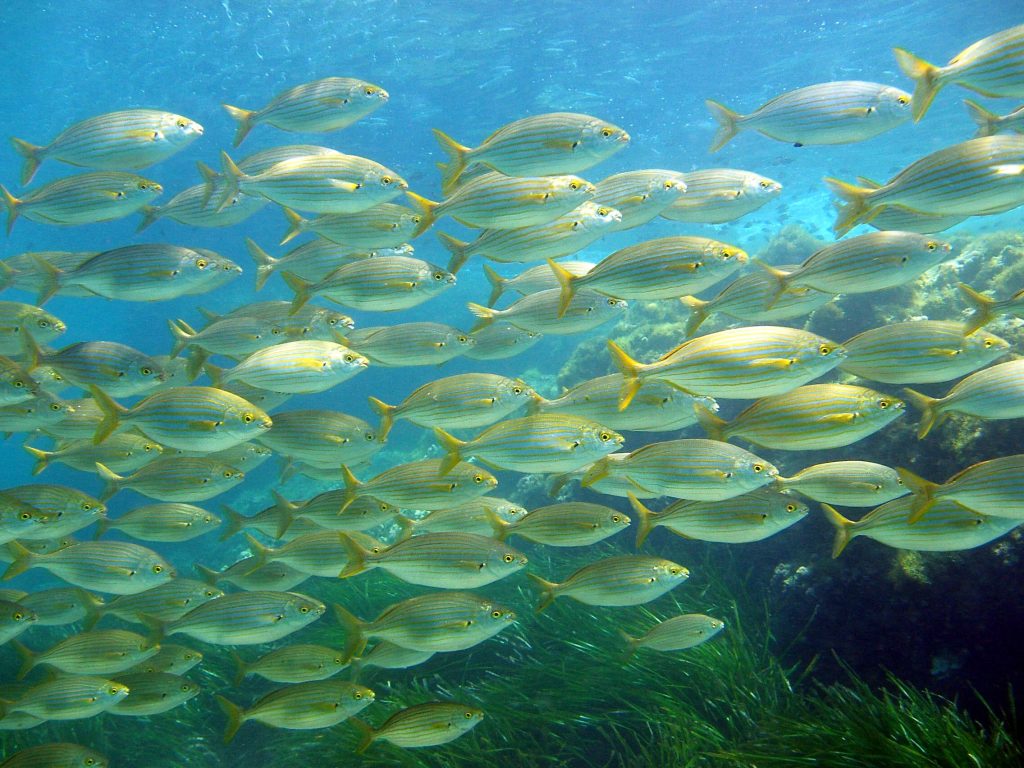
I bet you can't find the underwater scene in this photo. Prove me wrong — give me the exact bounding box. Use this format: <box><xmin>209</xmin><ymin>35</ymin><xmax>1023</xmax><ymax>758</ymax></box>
<box><xmin>1</xmin><ymin>1</ymin><xmax>1024</xmax><ymax>765</ymax></box>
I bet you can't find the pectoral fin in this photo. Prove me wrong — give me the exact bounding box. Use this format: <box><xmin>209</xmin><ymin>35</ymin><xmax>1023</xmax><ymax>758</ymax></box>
<box><xmin>188</xmin><ymin>420</ymin><xmax>220</xmax><ymax>432</ymax></box>
<box><xmin>817</xmin><ymin>413</ymin><xmax>856</xmax><ymax>424</ymax></box>
<box><xmin>749</xmin><ymin>357</ymin><xmax>794</xmax><ymax>369</ymax></box>
<box><xmin>328</xmin><ymin>179</ymin><xmax>360</xmax><ymax>193</ymax></box>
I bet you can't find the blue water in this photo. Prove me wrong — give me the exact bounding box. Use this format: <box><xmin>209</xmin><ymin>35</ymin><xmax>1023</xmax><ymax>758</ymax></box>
<box><xmin>1</xmin><ymin>1</ymin><xmax>1023</xmax><ymax>765</ymax></box>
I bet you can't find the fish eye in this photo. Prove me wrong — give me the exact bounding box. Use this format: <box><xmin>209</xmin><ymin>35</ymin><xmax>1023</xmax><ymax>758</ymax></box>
<box><xmin>599</xmin><ymin>431</ymin><xmax>612</xmax><ymax>441</ymax></box>
<box><xmin>760</xmin><ymin>180</ymin><xmax>771</xmax><ymax>188</ymax></box>
<box><xmin>242</xmin><ymin>413</ymin><xmax>255</xmax><ymax>423</ymax></box>
<box><xmin>464</xmin><ymin>711</ymin><xmax>474</xmax><ymax>719</ymax></box>
<box><xmin>512</xmin><ymin>386</ymin><xmax>522</xmax><ymax>394</ymax></box>
<box><xmin>12</xmin><ymin>379</ymin><xmax>24</xmax><ymax>388</ymax></box>
<box><xmin>569</xmin><ymin>181</ymin><xmax>580</xmax><ymax>190</ymax></box>
<box><xmin>664</xmin><ymin>180</ymin><xmax>675</xmax><ymax>189</ymax></box>
<box><xmin>19</xmin><ymin>511</ymin><xmax>31</xmax><ymax>520</ymax></box>
<box><xmin>196</xmin><ymin>258</ymin><xmax>209</xmax><ymax>269</ymax></box>
<box><xmin>601</xmin><ymin>128</ymin><xmax>613</xmax><ymax>137</ymax></box>
<box><xmin>606</xmin><ymin>299</ymin><xmax>617</xmax><ymax>306</ymax></box>
<box><xmin>502</xmin><ymin>553</ymin><xmax>515</xmax><ymax>563</ymax></box>
<box><xmin>364</xmin><ymin>87</ymin><xmax>376</xmax><ymax>96</ymax></box>
<box><xmin>878</xmin><ymin>399</ymin><xmax>890</xmax><ymax>409</ymax></box>
<box><xmin>140</xmin><ymin>367</ymin><xmax>153</xmax><ymax>375</ymax></box>
<box><xmin>926</xmin><ymin>242</ymin><xmax>938</xmax><ymax>251</ymax></box>
<box><xmin>382</xmin><ymin>175</ymin><xmax>393</xmax><ymax>185</ymax></box>
<box><xmin>223</xmin><ymin>470</ymin><xmax>234</xmax><ymax>478</ymax></box>
<box><xmin>138</xmin><ymin>183</ymin><xmax>149</xmax><ymax>191</ymax></box>
<box><xmin>49</xmin><ymin>402</ymin><xmax>62</xmax><ymax>411</ymax></box>
<box><xmin>433</xmin><ymin>272</ymin><xmax>445</xmax><ymax>281</ymax></box>
<box><xmin>597</xmin><ymin>207</ymin><xmax>612</xmax><ymax>215</ymax></box>
<box><xmin>611</xmin><ymin>514</ymin><xmax>621</xmax><ymax>523</ymax></box>
<box><xmin>176</xmin><ymin>119</ymin><xmax>188</xmax><ymax>128</ymax></box>
<box><xmin>897</xmin><ymin>96</ymin><xmax>909</xmax><ymax>105</ymax></box>
<box><xmin>491</xmin><ymin>610</ymin><xmax>502</xmax><ymax>618</ymax></box>
<box><xmin>984</xmin><ymin>339</ymin><xmax>995</xmax><ymax>348</ymax></box>
<box><xmin>753</xmin><ymin>463</ymin><xmax>764</xmax><ymax>473</ymax></box>
<box><xmin>82</xmin><ymin>502</ymin><xmax>92</xmax><ymax>510</ymax></box>
<box><xmin>13</xmin><ymin>611</ymin><xmax>23</xmax><ymax>620</ymax></box>
<box><xmin>721</xmin><ymin>250</ymin><xmax>732</xmax><ymax>259</ymax></box>
<box><xmin>786</xmin><ymin>503</ymin><xmax>797</xmax><ymax>512</ymax></box>
<box><xmin>86</xmin><ymin>760</ymin><xmax>96</xmax><ymax>767</ymax></box>
<box><xmin>473</xmin><ymin>475</ymin><xmax>484</xmax><ymax>483</ymax></box>
<box><xmin>819</xmin><ymin>344</ymin><xmax>832</xmax><ymax>356</ymax></box>
<box><xmin>152</xmin><ymin>564</ymin><xmax>163</xmax><ymax>573</ymax></box>
<box><xmin>354</xmin><ymin>690</ymin><xmax>363</xmax><ymax>699</ymax></box>
<box><xmin>38</xmin><ymin>319</ymin><xmax>50</xmax><ymax>328</ymax></box>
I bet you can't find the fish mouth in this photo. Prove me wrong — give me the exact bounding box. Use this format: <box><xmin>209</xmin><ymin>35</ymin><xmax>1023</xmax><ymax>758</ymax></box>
<box><xmin>378</xmin><ymin>90</ymin><xmax>390</xmax><ymax>101</ymax></box>
<box><xmin>618</xmin><ymin>132</ymin><xmax>631</xmax><ymax>143</ymax></box>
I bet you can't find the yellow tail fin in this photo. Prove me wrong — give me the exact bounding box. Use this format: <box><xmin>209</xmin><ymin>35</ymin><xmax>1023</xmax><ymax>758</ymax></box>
<box><xmin>705</xmin><ymin>99</ymin><xmax>742</xmax><ymax>153</ymax></box>
<box><xmin>433</xmin><ymin>128</ymin><xmax>472</xmax><ymax>194</ymax></box>
<box><xmin>895</xmin><ymin>467</ymin><xmax>940</xmax><ymax>524</ymax></box>
<box><xmin>694</xmin><ymin>402</ymin><xmax>729</xmax><ymax>442</ymax></box>
<box><xmin>215</xmin><ymin>694</ymin><xmax>246</xmax><ymax>744</ymax></box>
<box><xmin>89</xmin><ymin>385</ymin><xmax>126</xmax><ymax>445</ymax></box>
<box><xmin>434</xmin><ymin>427</ymin><xmax>466</xmax><ymax>476</ymax></box>
<box><xmin>547</xmin><ymin>258</ymin><xmax>578</xmax><ymax>319</ymax></box>
<box><xmin>820</xmin><ymin>503</ymin><xmax>856</xmax><ymax>558</ymax></box>
<box><xmin>892</xmin><ymin>47</ymin><xmax>943</xmax><ymax>122</ymax></box>
<box><xmin>23</xmin><ymin>444</ymin><xmax>52</xmax><ymax>476</ymax></box>
<box><xmin>281</xmin><ymin>272</ymin><xmax>314</xmax><ymax>316</ymax></box>
<box><xmin>337</xmin><ymin>533</ymin><xmax>372</xmax><ymax>579</ymax></box>
<box><xmin>482</xmin><ymin>263</ymin><xmax>506</xmax><ymax>307</ymax></box>
<box><xmin>680</xmin><ymin>296</ymin><xmax>710</xmax><ymax>338</ymax></box>
<box><xmin>352</xmin><ymin>717</ymin><xmax>377</xmax><ymax>754</ymax></box>
<box><xmin>333</xmin><ymin>603</ymin><xmax>368</xmax><ymax>661</ymax></box>
<box><xmin>94</xmin><ymin>462</ymin><xmax>125</xmax><ymax>502</ymax></box>
<box><xmin>527</xmin><ymin>573</ymin><xmax>560</xmax><ymax>613</ymax></box>
<box><xmin>246</xmin><ymin>237</ymin><xmax>278</xmax><ymax>291</ymax></box>
<box><xmin>466</xmin><ymin>302</ymin><xmax>498</xmax><ymax>333</ymax></box>
<box><xmin>437</xmin><ymin>231</ymin><xmax>471</xmax><ymax>275</ymax></box>
<box><xmin>278</xmin><ymin>208</ymin><xmax>306</xmax><ymax>246</ymax></box>
<box><xmin>963</xmin><ymin>99</ymin><xmax>999</xmax><ymax>138</ymax></box>
<box><xmin>627</xmin><ymin>492</ymin><xmax>657</xmax><ymax>549</ymax></box>
<box><xmin>367</xmin><ymin>396</ymin><xmax>397</xmax><ymax>440</ymax></box>
<box><xmin>215</xmin><ymin>151</ymin><xmax>245</xmax><ymax>213</ymax></box>
<box><xmin>606</xmin><ymin>340</ymin><xmax>643</xmax><ymax>411</ymax></box>
<box><xmin>222</xmin><ymin>103</ymin><xmax>258</xmax><ymax>147</ymax></box>
<box><xmin>958</xmin><ymin>283</ymin><xmax>996</xmax><ymax>335</ymax></box>
<box><xmin>10</xmin><ymin>137</ymin><xmax>43</xmax><ymax>185</ymax></box>
<box><xmin>902</xmin><ymin>387</ymin><xmax>944</xmax><ymax>439</ymax></box>
<box><xmin>823</xmin><ymin>177</ymin><xmax>879</xmax><ymax>236</ymax></box>
<box><xmin>1</xmin><ymin>184</ymin><xmax>23</xmax><ymax>236</ymax></box>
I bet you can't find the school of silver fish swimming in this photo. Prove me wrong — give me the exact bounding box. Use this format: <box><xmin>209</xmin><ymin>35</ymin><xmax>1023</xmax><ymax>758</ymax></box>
<box><xmin>0</xmin><ymin>22</ymin><xmax>1022</xmax><ymax>767</ymax></box>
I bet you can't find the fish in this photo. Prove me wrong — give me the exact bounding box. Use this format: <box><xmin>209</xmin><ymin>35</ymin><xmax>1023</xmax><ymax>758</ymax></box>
<box><xmin>3</xmin><ymin>540</ymin><xmax>174</xmax><ymax>594</ymax></box>
<box><xmin>958</xmin><ymin>282</ymin><xmax>1024</xmax><ymax>334</ymax></box>
<box><xmin>435</xmin><ymin>414</ymin><xmax>623</xmax><ymax>476</ymax></box>
<box><xmin>591</xmin><ymin>169</ymin><xmax>687</xmax><ymax>231</ymax></box>
<box><xmin>12</xmin><ymin>629</ymin><xmax>157</xmax><ymax>678</ymax></box>
<box><xmin>37</xmin><ymin>397</ymin><xmax>100</xmax><ymax>440</ymax></box>
<box><xmin>207</xmin><ymin>340</ymin><xmax>368</xmax><ymax>394</ymax></box>
<box><xmin>167</xmin><ymin>316</ymin><xmax>306</xmax><ymax>374</ymax></box>
<box><xmin>248</xmin><ymin>237</ymin><xmax>411</xmax><ymax>291</ymax></box>
<box><xmin>245</xmin><ymin>531</ymin><xmax>385</xmax><ymax>578</ymax></box>
<box><xmin>24</xmin><ymin>433</ymin><xmax>163</xmax><ymax>476</ymax></box>
<box><xmin>92</xmin><ymin>578</ymin><xmax>223</xmax><ymax>625</ymax></box>
<box><xmin>136</xmin><ymin>161</ymin><xmax>268</xmax><ymax>231</ymax></box>
<box><xmin>757</xmin><ymin>232</ymin><xmax>953</xmax><ymax>302</ymax></box>
<box><xmin>680</xmin><ymin>265</ymin><xmax>833</xmax><ymax>338</ymax></box>
<box><xmin>0</xmin><ymin>483</ymin><xmax>104</xmax><ymax>540</ymax></box>
<box><xmin>823</xmin><ymin>498</ymin><xmax>1020</xmax><ymax>558</ymax></box>
<box><xmin>273</xmin><ymin>491</ymin><xmax>398</xmax><ymax>537</ymax></box>
<box><xmin>0</xmin><ymin>392</ymin><xmax>75</xmax><ymax>433</ymax></box>
<box><xmin>351</xmin><ymin>642</ymin><xmax>435</xmax><ymax>672</ymax></box>
<box><xmin>256</xmin><ymin>408</ymin><xmax>382</xmax><ymax>470</ymax></box>
<box><xmin>369</xmin><ymin>373</ymin><xmax>535</xmax><ymax>439</ymax></box>
<box><xmin>231</xmin><ymin>644</ymin><xmax>348</xmax><ymax>685</ymax></box>
<box><xmin>158</xmin><ymin>590</ymin><xmax>325</xmax><ymax>646</ymax></box>
<box><xmin>436</xmin><ymin>202</ymin><xmax>622</xmax><ymax>273</ymax></box>
<box><xmin>548</xmin><ymin>236</ymin><xmax>747</xmax><ymax>317</ymax></box>
<box><xmin>32</xmin><ymin>243</ymin><xmax>242</xmax><ymax>305</ymax></box>
<box><xmin>195</xmin><ymin>558</ymin><xmax>309</xmax><ymax>593</ymax></box>
<box><xmin>23</xmin><ymin>338</ymin><xmax>165</xmax><ymax>397</ymax></box>
<box><xmin>492</xmin><ymin>502</ymin><xmax>630</xmax><ymax>547</ymax></box>
<box><xmin>353</xmin><ymin>702</ymin><xmax>485</xmax><ymax>752</ymax></box>
<box><xmin>216</xmin><ymin>151</ymin><xmax>407</xmax><ymax>214</ymax></box>
<box><xmin>608</xmin><ymin>326</ymin><xmax>845</xmax><ymax>409</ymax></box>
<box><xmin>14</xmin><ymin>587</ymin><xmax>100</xmax><ymax>627</ymax></box>
<box><xmin>706</xmin><ymin>81</ymin><xmax>912</xmax><ymax>151</ymax></box>
<box><xmin>529</xmin><ymin>554</ymin><xmax>689</xmax><ymax>611</ymax></box>
<box><xmin>11</xmin><ymin>108</ymin><xmax>202</xmax><ymax>183</ymax></box>
<box><xmin>403</xmin><ymin>497</ymin><xmax>527</xmax><ymax>538</ymax></box>
<box><xmin>0</xmin><ymin>302</ymin><xmax>66</xmax><ymax>356</ymax></box>
<box><xmin>0</xmin><ymin>599</ymin><xmax>35</xmax><ymax>644</ymax></box>
<box><xmin>96</xmin><ymin>503</ymin><xmax>221</xmax><ymax>543</ymax></box>
<box><xmin>341</xmin><ymin>459</ymin><xmax>497</xmax><ymax>512</ymax></box>
<box><xmin>123</xmin><ymin>644</ymin><xmax>202</xmax><ymax>676</ymax></box>
<box><xmin>964</xmin><ymin>99</ymin><xmax>1024</xmax><ymax>137</ymax></box>
<box><xmin>903</xmin><ymin>359</ymin><xmax>1024</xmax><ymax>438</ymax></box>
<box><xmin>90</xmin><ymin>384</ymin><xmax>271</xmax><ymax>451</ymax></box>
<box><xmin>583</xmin><ymin>438</ymin><xmax>778</xmax><ymax>501</ymax></box>
<box><xmin>433</xmin><ymin>112</ymin><xmax>629</xmax><ymax>192</ymax></box>
<box><xmin>223</xmin><ymin>77</ymin><xmax>388</xmax><ymax>145</ymax></box>
<box><xmin>629</xmin><ymin>490</ymin><xmax>808</xmax><ymax>547</ymax></box>
<box><xmin>482</xmin><ymin>260</ymin><xmax>594</xmax><ymax>306</ymax></box>
<box><xmin>407</xmin><ymin>172</ymin><xmax>596</xmax><ymax>232</ymax></box>
<box><xmin>469</xmin><ymin>289</ymin><xmax>627</xmax><ymax>336</ymax></box>
<box><xmin>199</xmin><ymin>300</ymin><xmax>354</xmax><ymax>339</ymax></box>
<box><xmin>464</xmin><ymin>322</ymin><xmax>542</xmax><ymax>360</ymax></box>
<box><xmin>108</xmin><ymin>672</ymin><xmax>200</xmax><ymax>716</ymax></box>
<box><xmin>0</xmin><ymin>676</ymin><xmax>128</xmax><ymax>720</ymax></box>
<box><xmin>621</xmin><ymin>614</ymin><xmax>726</xmax><ymax>657</ymax></box>
<box><xmin>661</xmin><ymin>169</ymin><xmax>782</xmax><ymax>224</ymax></box>
<box><xmin>279</xmin><ymin>204</ymin><xmax>423</xmax><ymax>249</ymax></box>
<box><xmin>216</xmin><ymin>680</ymin><xmax>375</xmax><ymax>743</ymax></box>
<box><xmin>898</xmin><ymin>455</ymin><xmax>1024</xmax><ymax>522</ymax></box>
<box><xmin>218</xmin><ymin>502</ymin><xmax>291</xmax><ymax>540</ymax></box>
<box><xmin>333</xmin><ymin>591</ymin><xmax>516</xmax><ymax>659</ymax></box>
<box><xmin>840</xmin><ymin>320</ymin><xmax>1009</xmax><ymax>384</ymax></box>
<box><xmin>826</xmin><ymin>135</ymin><xmax>1024</xmax><ymax>235</ymax></box>
<box><xmin>0</xmin><ymin>742</ymin><xmax>109</xmax><ymax>767</ymax></box>
<box><xmin>0</xmin><ymin>250</ymin><xmax>105</xmax><ymax>297</ymax></box>
<box><xmin>96</xmin><ymin>457</ymin><xmax>245</xmax><ymax>502</ymax></box>
<box><xmin>775</xmin><ymin>461</ymin><xmax>908</xmax><ymax>507</ymax></box>
<box><xmin>345</xmin><ymin>322</ymin><xmax>475</xmax><ymax>367</ymax></box>
<box><xmin>0</xmin><ymin>356</ymin><xmax>39</xmax><ymax>406</ymax></box>
<box><xmin>894</xmin><ymin>24</ymin><xmax>1024</xmax><ymax>121</ymax></box>
<box><xmin>696</xmin><ymin>384</ymin><xmax>905</xmax><ymax>451</ymax></box>
<box><xmin>339</xmin><ymin>531</ymin><xmax>527</xmax><ymax>588</ymax></box>
<box><xmin>284</xmin><ymin>255</ymin><xmax>455</xmax><ymax>314</ymax></box>
<box><xmin>1</xmin><ymin>172</ymin><xmax>162</xmax><ymax>234</ymax></box>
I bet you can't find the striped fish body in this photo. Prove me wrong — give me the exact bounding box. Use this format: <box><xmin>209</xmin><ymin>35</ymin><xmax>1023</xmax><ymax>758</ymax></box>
<box><xmin>906</xmin><ymin>359</ymin><xmax>1024</xmax><ymax>435</ymax></box>
<box><xmin>102</xmin><ymin>504</ymin><xmax>221</xmax><ymax>543</ymax></box>
<box><xmin>54</xmin><ymin>244</ymin><xmax>241</xmax><ymax>302</ymax></box>
<box><xmin>206</xmin><ymin>300</ymin><xmax>354</xmax><ymax>336</ymax></box>
<box><xmin>841</xmin><ymin>321</ymin><xmax>1009</xmax><ymax>383</ymax></box>
<box><xmin>221</xmin><ymin>502</ymin><xmax>289</xmax><ymax>539</ymax></box>
<box><xmin>2</xmin><ymin>250</ymin><xmax>98</xmax><ymax>298</ymax></box>
<box><xmin>912</xmin><ymin>455</ymin><xmax>1024</xmax><ymax>519</ymax></box>
<box><xmin>0</xmin><ymin>600</ymin><xmax>34</xmax><ymax>644</ymax></box>
<box><xmin>360</xmin><ymin>703</ymin><xmax>484</xmax><ymax>749</ymax></box>
<box><xmin>219</xmin><ymin>341</ymin><xmax>368</xmax><ymax>394</ymax></box>
<box><xmin>97</xmin><ymin>386</ymin><xmax>271</xmax><ymax>452</ymax></box>
<box><xmin>501</xmin><ymin>502</ymin><xmax>630</xmax><ymax>546</ymax></box>
<box><xmin>256</xmin><ymin>531</ymin><xmax>373</xmax><ymax>577</ymax></box>
<box><xmin>200</xmin><ymin>441</ymin><xmax>275</xmax><ymax>470</ymax></box>
<box><xmin>259</xmin><ymin>409</ymin><xmax>381</xmax><ymax>468</ymax></box>
<box><xmin>866</xmin><ymin>203</ymin><xmax>967</xmax><ymax>233</ymax></box>
<box><xmin>7</xmin><ymin>676</ymin><xmax>128</xmax><ymax>720</ymax></box>
<box><xmin>614</xmin><ymin>326</ymin><xmax>845</xmax><ymax>400</ymax></box>
<box><xmin>0</xmin><ymin>392</ymin><xmax>74</xmax><ymax>433</ymax></box>
<box><xmin>37</xmin><ymin>341</ymin><xmax>164</xmax><ymax>397</ymax></box>
<box><xmin>0</xmin><ymin>743</ymin><xmax>109</xmax><ymax>766</ymax></box>
<box><xmin>535</xmin><ymin>555</ymin><xmax>688</xmax><ymax>607</ymax></box>
<box><xmin>775</xmin><ymin>461</ymin><xmax>907</xmax><ymax>507</ymax></box>
<box><xmin>408</xmin><ymin>498</ymin><xmax>527</xmax><ymax>537</ymax></box>
<box><xmin>0</xmin><ymin>302</ymin><xmax>66</xmax><ymax>355</ymax></box>
<box><xmin>171</xmin><ymin>315</ymin><xmax>299</xmax><ymax>360</ymax></box>
<box><xmin>20</xmin><ymin>628</ymin><xmax>156</xmax><ymax>675</ymax></box>
<box><xmin>442</xmin><ymin>414</ymin><xmax>624</xmax><ymax>475</ymax></box>
<box><xmin>3</xmin><ymin>540</ymin><xmax>173</xmax><ymax>594</ymax></box>
<box><xmin>471</xmin><ymin>289</ymin><xmax>627</xmax><ymax>335</ymax></box>
<box><xmin>436</xmin><ymin>112</ymin><xmax>629</xmax><ymax>190</ymax></box>
<box><xmin>421</xmin><ymin>172</ymin><xmax>596</xmax><ymax>230</ymax></box>
<box><xmin>239</xmin><ymin>644</ymin><xmax>347</xmax><ymax>684</ymax></box>
<box><xmin>39</xmin><ymin>397</ymin><xmax>100</xmax><ymax>440</ymax></box>
<box><xmin>249</xmin><ymin>238</ymin><xmax>407</xmax><ymax>290</ymax></box>
<box><xmin>108</xmin><ymin>672</ymin><xmax>199</xmax><ymax>716</ymax></box>
<box><xmin>0</xmin><ymin>357</ymin><xmax>38</xmax><ymax>406</ymax></box>
<box><xmin>236</xmin><ymin>144</ymin><xmax>345</xmax><ymax>174</ymax></box>
<box><xmin>284</xmin><ymin>492</ymin><xmax>397</xmax><ymax>533</ymax></box>
<box><xmin>627</xmin><ymin>614</ymin><xmax>726</xmax><ymax>652</ymax></box>
<box><xmin>125</xmin><ymin>644</ymin><xmax>201</xmax><ymax>675</ymax></box>
<box><xmin>2</xmin><ymin>484</ymin><xmax>104</xmax><ymax>539</ymax></box>
<box><xmin>293</xmin><ymin>256</ymin><xmax>455</xmax><ymax>312</ymax></box>
<box><xmin>592</xmin><ymin>170</ymin><xmax>686</xmax><ymax>231</ymax></box>
<box><xmin>201</xmin><ymin>558</ymin><xmax>309</xmax><ymax>592</ymax></box>
<box><xmin>12</xmin><ymin>109</ymin><xmax>202</xmax><ymax>182</ymax></box>
<box><xmin>100</xmin><ymin>457</ymin><xmax>245</xmax><ymax>502</ymax></box>
<box><xmin>101</xmin><ymin>579</ymin><xmax>222</xmax><ymax>624</ymax></box>
<box><xmin>704</xmin><ymin>384</ymin><xmax>905</xmax><ymax>451</ymax></box>
<box><xmin>564</xmin><ymin>236</ymin><xmax>747</xmax><ymax>302</ymax></box>
<box><xmin>437</xmin><ymin>202</ymin><xmax>621</xmax><ymax>270</ymax></box>
<box><xmin>356</xmin><ymin>641</ymin><xmax>435</xmax><ymax>671</ymax></box>
<box><xmin>140</xmin><ymin>180</ymin><xmax>266</xmax><ymax>230</ymax></box>
<box><xmin>223</xmin><ymin>152</ymin><xmax>407</xmax><ymax>214</ymax></box>
<box><xmin>166</xmin><ymin>591</ymin><xmax>324</xmax><ymax>645</ymax></box>
<box><xmin>662</xmin><ymin>169</ymin><xmax>782</xmax><ymax>224</ymax></box>
<box><xmin>0</xmin><ymin>495</ymin><xmax>60</xmax><ymax>543</ymax></box>
<box><xmin>774</xmin><ymin>232</ymin><xmax>953</xmax><ymax>296</ymax></box>
<box><xmin>682</xmin><ymin>265</ymin><xmax>832</xmax><ymax>337</ymax></box>
<box><xmin>360</xmin><ymin>592</ymin><xmax>515</xmax><ymax>652</ymax></box>
<box><xmin>826</xmin><ymin>497</ymin><xmax>1020</xmax><ymax>556</ymax></box>
<box><xmin>631</xmin><ymin>489</ymin><xmax>807</xmax><ymax>545</ymax></box>
<box><xmin>17</xmin><ymin>587</ymin><xmax>101</xmax><ymax>627</ymax></box>
<box><xmin>535</xmin><ymin>375</ymin><xmax>716</xmax><ymax>433</ymax></box>
<box><xmin>222</xmin><ymin>680</ymin><xmax>374</xmax><ymax>738</ymax></box>
<box><xmin>2</xmin><ymin>172</ymin><xmax>162</xmax><ymax>232</ymax></box>
<box><xmin>708</xmin><ymin>81</ymin><xmax>911</xmax><ymax>151</ymax></box>
<box><xmin>348</xmin><ymin>532</ymin><xmax>527</xmax><ymax>588</ymax></box>
<box><xmin>587</xmin><ymin>438</ymin><xmax>776</xmax><ymax>501</ymax></box>
<box><xmin>484</xmin><ymin>260</ymin><xmax>594</xmax><ymax>305</ymax></box>
<box><xmin>465</xmin><ymin>322</ymin><xmax>541</xmax><ymax>360</ymax></box>
<box><xmin>224</xmin><ymin>77</ymin><xmax>388</xmax><ymax>144</ymax></box>
<box><xmin>346</xmin><ymin>323</ymin><xmax>474</xmax><ymax>366</ymax></box>
<box><xmin>372</xmin><ymin>373</ymin><xmax>534</xmax><ymax>435</ymax></box>
<box><xmin>350</xmin><ymin>459</ymin><xmax>498</xmax><ymax>511</ymax></box>
<box><xmin>286</xmin><ymin>203</ymin><xmax>422</xmax><ymax>248</ymax></box>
